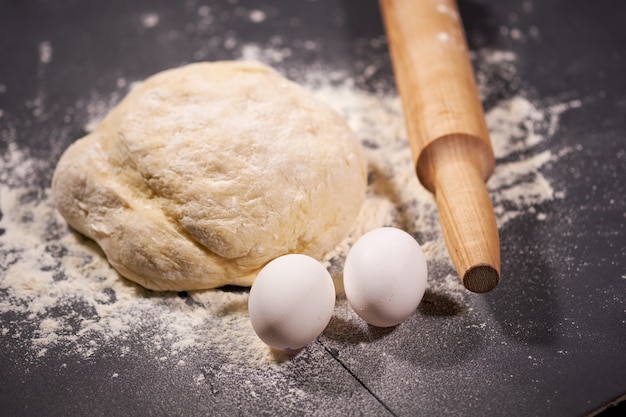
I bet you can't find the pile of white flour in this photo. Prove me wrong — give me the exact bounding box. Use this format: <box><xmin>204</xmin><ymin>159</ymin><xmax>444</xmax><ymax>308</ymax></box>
<box><xmin>0</xmin><ymin>39</ymin><xmax>581</xmax><ymax>371</ymax></box>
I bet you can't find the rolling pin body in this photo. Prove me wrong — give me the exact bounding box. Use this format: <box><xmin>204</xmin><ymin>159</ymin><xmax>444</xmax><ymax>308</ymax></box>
<box><xmin>380</xmin><ymin>0</ymin><xmax>501</xmax><ymax>292</ymax></box>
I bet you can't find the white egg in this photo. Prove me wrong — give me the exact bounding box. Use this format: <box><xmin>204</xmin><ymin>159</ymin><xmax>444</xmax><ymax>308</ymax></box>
<box><xmin>248</xmin><ymin>254</ymin><xmax>335</xmax><ymax>351</ymax></box>
<box><xmin>343</xmin><ymin>227</ymin><xmax>428</xmax><ymax>327</ymax></box>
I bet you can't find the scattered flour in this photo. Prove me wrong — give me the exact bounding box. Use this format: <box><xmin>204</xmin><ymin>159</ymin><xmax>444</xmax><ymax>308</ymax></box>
<box><xmin>38</xmin><ymin>41</ymin><xmax>53</xmax><ymax>64</ymax></box>
<box><xmin>140</xmin><ymin>12</ymin><xmax>160</xmax><ymax>29</ymax></box>
<box><xmin>248</xmin><ymin>9</ymin><xmax>266</xmax><ymax>23</ymax></box>
<box><xmin>0</xmin><ymin>34</ymin><xmax>583</xmax><ymax>370</ymax></box>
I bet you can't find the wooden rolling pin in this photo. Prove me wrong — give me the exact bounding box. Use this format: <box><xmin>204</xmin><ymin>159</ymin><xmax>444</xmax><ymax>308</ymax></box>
<box><xmin>379</xmin><ymin>0</ymin><xmax>500</xmax><ymax>293</ymax></box>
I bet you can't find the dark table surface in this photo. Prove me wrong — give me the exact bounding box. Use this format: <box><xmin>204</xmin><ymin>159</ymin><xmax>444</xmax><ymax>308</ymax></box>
<box><xmin>1</xmin><ymin>0</ymin><xmax>625</xmax><ymax>416</ymax></box>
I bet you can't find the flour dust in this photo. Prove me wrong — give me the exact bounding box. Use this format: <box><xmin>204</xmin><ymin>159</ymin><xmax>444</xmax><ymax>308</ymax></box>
<box><xmin>1</xmin><ymin>38</ymin><xmax>582</xmax><ymax>371</ymax></box>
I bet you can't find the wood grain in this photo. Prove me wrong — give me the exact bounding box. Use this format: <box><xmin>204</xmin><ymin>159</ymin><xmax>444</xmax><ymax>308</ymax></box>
<box><xmin>380</xmin><ymin>0</ymin><xmax>500</xmax><ymax>292</ymax></box>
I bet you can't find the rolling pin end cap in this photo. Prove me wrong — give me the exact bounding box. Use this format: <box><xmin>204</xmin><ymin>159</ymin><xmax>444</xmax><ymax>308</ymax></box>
<box><xmin>463</xmin><ymin>265</ymin><xmax>500</xmax><ymax>293</ymax></box>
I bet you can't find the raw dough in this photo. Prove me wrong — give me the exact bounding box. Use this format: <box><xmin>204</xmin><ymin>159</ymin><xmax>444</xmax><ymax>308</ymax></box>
<box><xmin>52</xmin><ymin>61</ymin><xmax>366</xmax><ymax>291</ymax></box>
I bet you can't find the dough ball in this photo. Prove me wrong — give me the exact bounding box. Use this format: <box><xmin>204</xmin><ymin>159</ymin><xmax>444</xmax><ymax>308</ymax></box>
<box><xmin>52</xmin><ymin>61</ymin><xmax>366</xmax><ymax>291</ymax></box>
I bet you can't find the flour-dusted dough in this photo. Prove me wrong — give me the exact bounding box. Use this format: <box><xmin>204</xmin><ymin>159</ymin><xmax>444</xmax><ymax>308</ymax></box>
<box><xmin>52</xmin><ymin>61</ymin><xmax>366</xmax><ymax>291</ymax></box>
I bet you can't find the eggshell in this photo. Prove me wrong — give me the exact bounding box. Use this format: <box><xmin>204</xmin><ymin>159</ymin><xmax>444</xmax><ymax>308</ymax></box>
<box><xmin>343</xmin><ymin>227</ymin><xmax>427</xmax><ymax>327</ymax></box>
<box><xmin>248</xmin><ymin>254</ymin><xmax>335</xmax><ymax>351</ymax></box>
